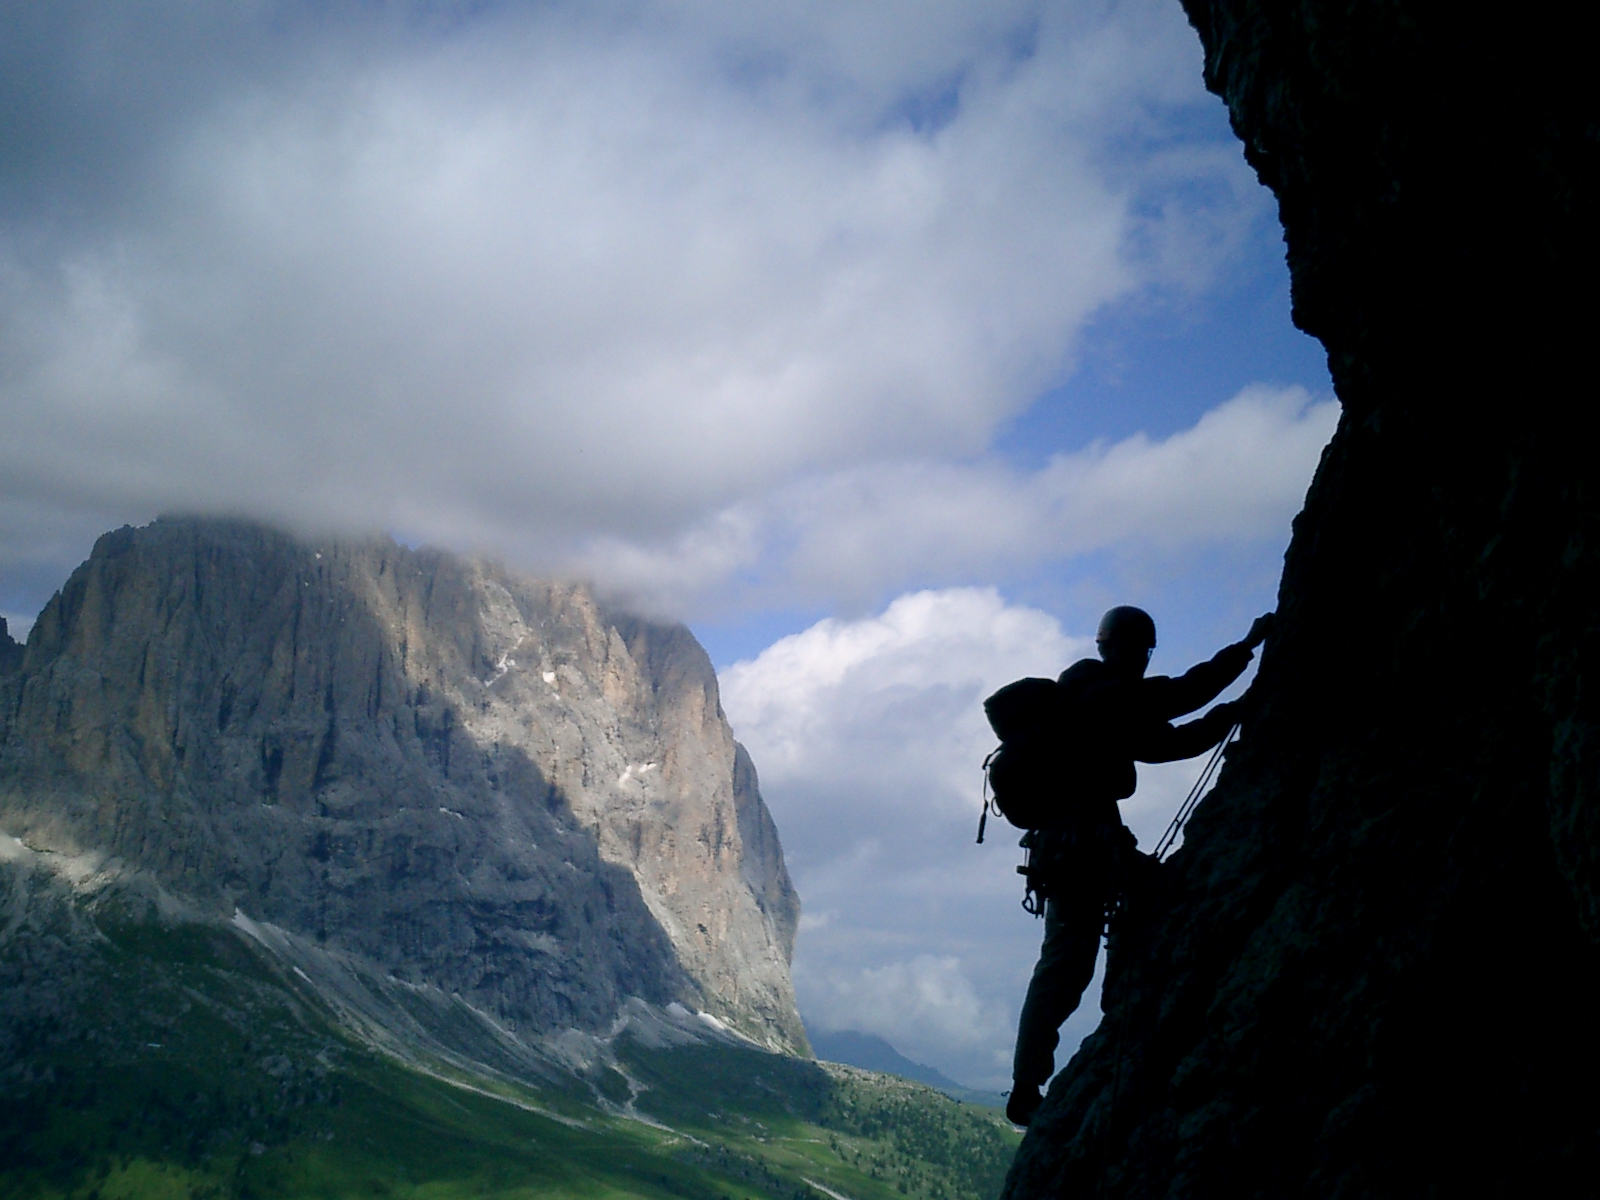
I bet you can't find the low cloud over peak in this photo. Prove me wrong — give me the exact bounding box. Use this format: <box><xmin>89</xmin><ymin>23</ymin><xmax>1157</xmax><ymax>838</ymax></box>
<box><xmin>2</xmin><ymin>0</ymin><xmax>1258</xmax><ymax>613</ymax></box>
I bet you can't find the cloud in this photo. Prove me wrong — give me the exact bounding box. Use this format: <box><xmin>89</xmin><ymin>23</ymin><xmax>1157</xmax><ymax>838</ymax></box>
<box><xmin>722</xmin><ymin>587</ymin><xmax>1083</xmax><ymax>811</ymax></box>
<box><xmin>720</xmin><ymin>588</ymin><xmax>1078</xmax><ymax>1080</ymax></box>
<box><xmin>0</xmin><ymin>0</ymin><xmax>1258</xmax><ymax>604</ymax></box>
<box><xmin>797</xmin><ymin>954</ymin><xmax>1006</xmax><ymax>1055</ymax></box>
<box><xmin>589</xmin><ymin>385</ymin><xmax>1338</xmax><ymax>615</ymax></box>
<box><xmin>720</xmin><ymin>585</ymin><xmax>1253</xmax><ymax>1086</ymax></box>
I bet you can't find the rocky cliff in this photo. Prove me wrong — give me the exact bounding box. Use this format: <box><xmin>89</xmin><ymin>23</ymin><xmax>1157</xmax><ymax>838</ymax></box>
<box><xmin>0</xmin><ymin>517</ymin><xmax>805</xmax><ymax>1055</ymax></box>
<box><xmin>1006</xmin><ymin>2</ymin><xmax>1600</xmax><ymax>1196</ymax></box>
<box><xmin>0</xmin><ymin>620</ymin><xmax>21</xmax><ymax>675</ymax></box>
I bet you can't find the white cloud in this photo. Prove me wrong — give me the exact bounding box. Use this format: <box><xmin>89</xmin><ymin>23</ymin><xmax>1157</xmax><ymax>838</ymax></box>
<box><xmin>0</xmin><ymin>0</ymin><xmax>1257</xmax><ymax>599</ymax></box>
<box><xmin>797</xmin><ymin>954</ymin><xmax>1007</xmax><ymax>1056</ymax></box>
<box><xmin>722</xmin><ymin>587</ymin><xmax>1084</xmax><ymax>811</ymax></box>
<box><xmin>592</xmin><ymin>385</ymin><xmax>1338</xmax><ymax>614</ymax></box>
<box><xmin>721</xmin><ymin>585</ymin><xmax>1253</xmax><ymax>1086</ymax></box>
<box><xmin>721</xmin><ymin>589</ymin><xmax>1076</xmax><ymax>1082</ymax></box>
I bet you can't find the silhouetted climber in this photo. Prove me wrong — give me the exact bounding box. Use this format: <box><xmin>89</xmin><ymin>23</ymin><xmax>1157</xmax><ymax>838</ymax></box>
<box><xmin>999</xmin><ymin>606</ymin><xmax>1273</xmax><ymax>1127</ymax></box>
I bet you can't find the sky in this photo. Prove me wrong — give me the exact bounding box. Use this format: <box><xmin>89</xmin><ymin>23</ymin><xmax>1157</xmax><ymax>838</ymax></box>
<box><xmin>0</xmin><ymin>1</ymin><xmax>1335</xmax><ymax>1090</ymax></box>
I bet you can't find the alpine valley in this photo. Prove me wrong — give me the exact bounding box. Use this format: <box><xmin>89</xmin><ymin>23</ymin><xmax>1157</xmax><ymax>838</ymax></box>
<box><xmin>0</xmin><ymin>517</ymin><xmax>1018</xmax><ymax>1200</ymax></box>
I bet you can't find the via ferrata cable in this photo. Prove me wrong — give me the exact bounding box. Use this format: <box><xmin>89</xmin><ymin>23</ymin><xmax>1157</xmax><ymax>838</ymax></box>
<box><xmin>1153</xmin><ymin>722</ymin><xmax>1239</xmax><ymax>861</ymax></box>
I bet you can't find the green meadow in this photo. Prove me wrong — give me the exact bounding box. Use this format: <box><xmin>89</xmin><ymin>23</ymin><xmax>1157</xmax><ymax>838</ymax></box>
<box><xmin>0</xmin><ymin>906</ymin><xmax>1018</xmax><ymax>1200</ymax></box>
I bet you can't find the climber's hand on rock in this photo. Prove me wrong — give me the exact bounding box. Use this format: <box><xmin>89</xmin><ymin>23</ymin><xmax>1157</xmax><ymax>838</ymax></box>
<box><xmin>1244</xmin><ymin>612</ymin><xmax>1275</xmax><ymax>651</ymax></box>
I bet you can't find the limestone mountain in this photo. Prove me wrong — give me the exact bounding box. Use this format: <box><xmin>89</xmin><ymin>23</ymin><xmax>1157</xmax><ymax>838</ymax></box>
<box><xmin>0</xmin><ymin>516</ymin><xmax>804</xmax><ymax>1055</ymax></box>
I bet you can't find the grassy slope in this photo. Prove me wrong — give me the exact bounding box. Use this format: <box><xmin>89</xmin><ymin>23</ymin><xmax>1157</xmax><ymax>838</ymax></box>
<box><xmin>0</xmin><ymin>909</ymin><xmax>1018</xmax><ymax>1200</ymax></box>
<box><xmin>620</xmin><ymin>1042</ymin><xmax>1017</xmax><ymax>1200</ymax></box>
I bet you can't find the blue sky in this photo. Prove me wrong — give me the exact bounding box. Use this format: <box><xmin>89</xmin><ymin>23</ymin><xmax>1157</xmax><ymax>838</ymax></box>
<box><xmin>0</xmin><ymin>1</ymin><xmax>1334</xmax><ymax>1090</ymax></box>
<box><xmin>693</xmin><ymin>249</ymin><xmax>1328</xmax><ymax>670</ymax></box>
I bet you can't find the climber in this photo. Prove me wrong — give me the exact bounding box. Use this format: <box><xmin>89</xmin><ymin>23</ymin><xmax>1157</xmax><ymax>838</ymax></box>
<box><xmin>1004</xmin><ymin>605</ymin><xmax>1274</xmax><ymax>1128</ymax></box>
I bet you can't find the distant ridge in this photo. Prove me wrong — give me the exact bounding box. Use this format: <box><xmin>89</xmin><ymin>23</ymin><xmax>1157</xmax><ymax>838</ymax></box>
<box><xmin>806</xmin><ymin>1027</ymin><xmax>1005</xmax><ymax>1109</ymax></box>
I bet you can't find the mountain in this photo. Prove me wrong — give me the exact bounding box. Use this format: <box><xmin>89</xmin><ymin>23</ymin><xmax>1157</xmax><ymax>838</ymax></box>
<box><xmin>1003</xmin><ymin>1</ymin><xmax>1600</xmax><ymax>1196</ymax></box>
<box><xmin>807</xmin><ymin>1029</ymin><xmax>1006</xmax><ymax>1109</ymax></box>
<box><xmin>0</xmin><ymin>518</ymin><xmax>1024</xmax><ymax>1198</ymax></box>
<box><xmin>0</xmin><ymin>516</ymin><xmax>802</xmax><ymax>1058</ymax></box>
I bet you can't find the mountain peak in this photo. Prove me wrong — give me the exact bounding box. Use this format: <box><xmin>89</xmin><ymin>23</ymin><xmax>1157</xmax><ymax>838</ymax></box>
<box><xmin>0</xmin><ymin>516</ymin><xmax>805</xmax><ymax>1054</ymax></box>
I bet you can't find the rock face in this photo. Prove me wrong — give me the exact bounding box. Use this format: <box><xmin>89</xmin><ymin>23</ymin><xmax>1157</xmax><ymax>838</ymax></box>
<box><xmin>0</xmin><ymin>620</ymin><xmax>20</xmax><ymax>675</ymax></box>
<box><xmin>1005</xmin><ymin>3</ymin><xmax>1600</xmax><ymax>1197</ymax></box>
<box><xmin>0</xmin><ymin>517</ymin><xmax>805</xmax><ymax>1053</ymax></box>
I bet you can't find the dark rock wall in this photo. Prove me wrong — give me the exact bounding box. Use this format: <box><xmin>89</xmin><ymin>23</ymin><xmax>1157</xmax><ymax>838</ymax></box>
<box><xmin>0</xmin><ymin>619</ymin><xmax>21</xmax><ymax>675</ymax></box>
<box><xmin>1006</xmin><ymin>2</ymin><xmax>1600</xmax><ymax>1196</ymax></box>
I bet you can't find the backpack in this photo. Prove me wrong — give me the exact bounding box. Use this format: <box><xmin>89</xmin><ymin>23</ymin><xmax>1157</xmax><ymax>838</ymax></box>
<box><xmin>977</xmin><ymin>676</ymin><xmax>1074</xmax><ymax>842</ymax></box>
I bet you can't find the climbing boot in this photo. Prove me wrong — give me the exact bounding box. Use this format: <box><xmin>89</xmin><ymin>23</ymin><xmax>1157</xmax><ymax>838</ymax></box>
<box><xmin>1006</xmin><ymin>1083</ymin><xmax>1043</xmax><ymax>1127</ymax></box>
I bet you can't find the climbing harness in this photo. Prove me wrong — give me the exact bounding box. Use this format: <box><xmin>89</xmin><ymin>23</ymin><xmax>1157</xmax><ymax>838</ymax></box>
<box><xmin>1016</xmin><ymin>829</ymin><xmax>1046</xmax><ymax>915</ymax></box>
<box><xmin>1152</xmin><ymin>721</ymin><xmax>1239</xmax><ymax>861</ymax></box>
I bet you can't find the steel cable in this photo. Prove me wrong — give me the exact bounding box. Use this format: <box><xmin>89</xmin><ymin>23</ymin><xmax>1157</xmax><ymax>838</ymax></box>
<box><xmin>1153</xmin><ymin>722</ymin><xmax>1239</xmax><ymax>861</ymax></box>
